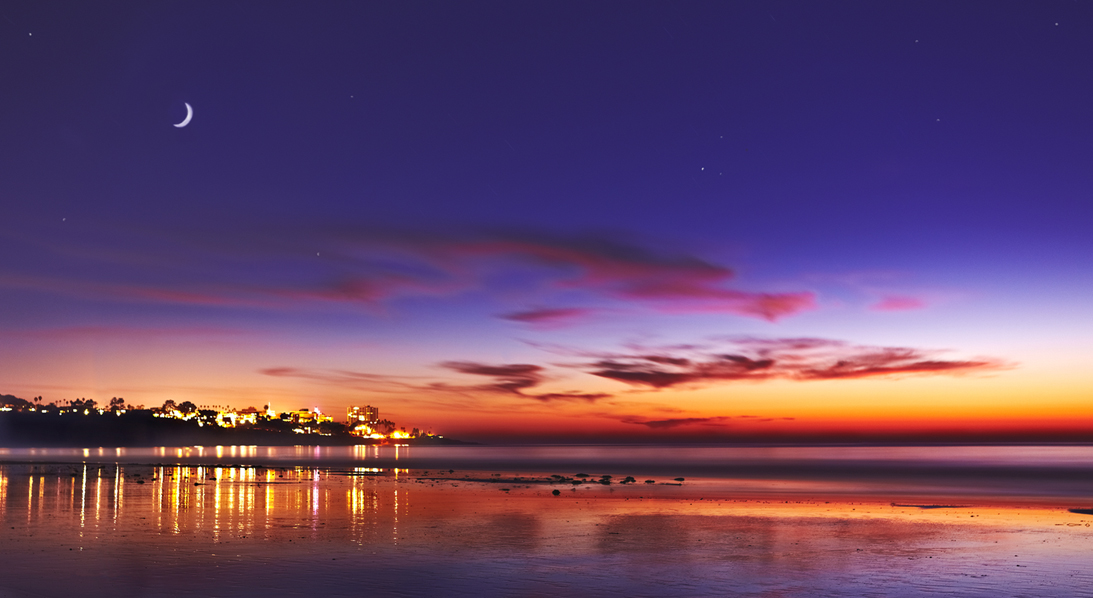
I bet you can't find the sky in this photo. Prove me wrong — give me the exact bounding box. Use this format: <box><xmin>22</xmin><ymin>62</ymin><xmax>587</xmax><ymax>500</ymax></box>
<box><xmin>2</xmin><ymin>1</ymin><xmax>1092</xmax><ymax>443</ymax></box>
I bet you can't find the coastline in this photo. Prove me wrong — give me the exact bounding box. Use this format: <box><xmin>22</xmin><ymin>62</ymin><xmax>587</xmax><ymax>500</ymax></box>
<box><xmin>0</xmin><ymin>411</ymin><xmax>471</xmax><ymax>448</ymax></box>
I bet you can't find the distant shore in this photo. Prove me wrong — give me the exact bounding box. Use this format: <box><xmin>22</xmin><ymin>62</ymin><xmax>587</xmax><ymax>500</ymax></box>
<box><xmin>0</xmin><ymin>411</ymin><xmax>470</xmax><ymax>448</ymax></box>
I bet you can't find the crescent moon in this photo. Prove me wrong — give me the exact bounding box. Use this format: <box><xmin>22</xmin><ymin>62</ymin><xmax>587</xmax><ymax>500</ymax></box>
<box><xmin>173</xmin><ymin>103</ymin><xmax>193</xmax><ymax>128</ymax></box>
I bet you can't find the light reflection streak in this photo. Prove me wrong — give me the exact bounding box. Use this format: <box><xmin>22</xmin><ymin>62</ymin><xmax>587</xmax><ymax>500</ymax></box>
<box><xmin>172</xmin><ymin>467</ymin><xmax>180</xmax><ymax>534</ymax></box>
<box><xmin>265</xmin><ymin>480</ymin><xmax>274</xmax><ymax>535</ymax></box>
<box><xmin>95</xmin><ymin>470</ymin><xmax>102</xmax><ymax>524</ymax></box>
<box><xmin>229</xmin><ymin>473</ymin><xmax>236</xmax><ymax>529</ymax></box>
<box><xmin>214</xmin><ymin>467</ymin><xmax>222</xmax><ymax>542</ymax></box>
<box><xmin>195</xmin><ymin>467</ymin><xmax>204</xmax><ymax>533</ymax></box>
<box><xmin>155</xmin><ymin>466</ymin><xmax>163</xmax><ymax>529</ymax></box>
<box><xmin>38</xmin><ymin>475</ymin><xmax>45</xmax><ymax>522</ymax></box>
<box><xmin>7</xmin><ymin>464</ymin><xmax>453</xmax><ymax>553</ymax></box>
<box><xmin>246</xmin><ymin>472</ymin><xmax>255</xmax><ymax>536</ymax></box>
<box><xmin>80</xmin><ymin>464</ymin><xmax>86</xmax><ymax>529</ymax></box>
<box><xmin>27</xmin><ymin>475</ymin><xmax>34</xmax><ymax>523</ymax></box>
<box><xmin>312</xmin><ymin>472</ymin><xmax>320</xmax><ymax>526</ymax></box>
<box><xmin>113</xmin><ymin>466</ymin><xmax>120</xmax><ymax>524</ymax></box>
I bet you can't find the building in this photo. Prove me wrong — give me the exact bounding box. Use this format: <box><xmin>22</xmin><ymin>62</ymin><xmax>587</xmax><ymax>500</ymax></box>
<box><xmin>281</xmin><ymin>408</ymin><xmax>333</xmax><ymax>434</ymax></box>
<box><xmin>347</xmin><ymin>405</ymin><xmax>382</xmax><ymax>438</ymax></box>
<box><xmin>347</xmin><ymin>405</ymin><xmax>379</xmax><ymax>425</ymax></box>
<box><xmin>215</xmin><ymin>406</ymin><xmax>261</xmax><ymax>428</ymax></box>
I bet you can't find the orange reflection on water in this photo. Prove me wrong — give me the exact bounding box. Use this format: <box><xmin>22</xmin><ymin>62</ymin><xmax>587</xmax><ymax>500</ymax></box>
<box><xmin>2</xmin><ymin>459</ymin><xmax>1091</xmax><ymax>598</ymax></box>
<box><xmin>3</xmin><ymin>463</ymin><xmax>1090</xmax><ymax>556</ymax></box>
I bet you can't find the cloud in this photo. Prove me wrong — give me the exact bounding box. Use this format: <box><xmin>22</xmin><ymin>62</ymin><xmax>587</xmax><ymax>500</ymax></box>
<box><xmin>427</xmin><ymin>231</ymin><xmax>815</xmax><ymax>321</ymax></box>
<box><xmin>588</xmin><ymin>354</ymin><xmax>776</xmax><ymax>388</ymax></box>
<box><xmin>260</xmin><ymin>361</ymin><xmax>611</xmax><ymax>404</ymax></box>
<box><xmin>439</xmin><ymin>361</ymin><xmax>544</xmax><ymax>393</ymax></box>
<box><xmin>499</xmin><ymin>307</ymin><xmax>596</xmax><ymax>328</ymax></box>
<box><xmin>7</xmin><ymin>325</ymin><xmax>249</xmax><ymax>340</ymax></box>
<box><xmin>260</xmin><ymin>367</ymin><xmax>298</xmax><ymax>377</ymax></box>
<box><xmin>619</xmin><ymin>416</ymin><xmax>733</xmax><ymax>429</ymax></box>
<box><xmin>613</xmin><ymin>414</ymin><xmax>796</xmax><ymax>429</ymax></box>
<box><xmin>575</xmin><ymin>338</ymin><xmax>1006</xmax><ymax>389</ymax></box>
<box><xmin>2</xmin><ymin>226</ymin><xmax>814</xmax><ymax>322</ymax></box>
<box><xmin>438</xmin><ymin>361</ymin><xmax>611</xmax><ymax>402</ymax></box>
<box><xmin>258</xmin><ymin>367</ymin><xmax>424</xmax><ymax>394</ymax></box>
<box><xmin>871</xmin><ymin>296</ymin><xmax>927</xmax><ymax>311</ymax></box>
<box><xmin>530</xmin><ymin>392</ymin><xmax>612</xmax><ymax>403</ymax></box>
<box><xmin>263</xmin><ymin>335</ymin><xmax>1008</xmax><ymax>406</ymax></box>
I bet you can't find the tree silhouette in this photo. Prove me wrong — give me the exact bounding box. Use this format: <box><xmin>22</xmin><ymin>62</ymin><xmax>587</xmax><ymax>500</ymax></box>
<box><xmin>70</xmin><ymin>398</ymin><xmax>97</xmax><ymax>411</ymax></box>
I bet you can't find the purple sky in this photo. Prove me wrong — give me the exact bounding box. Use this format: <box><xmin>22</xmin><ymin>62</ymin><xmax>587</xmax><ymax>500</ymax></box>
<box><xmin>2</xmin><ymin>2</ymin><xmax>1092</xmax><ymax>441</ymax></box>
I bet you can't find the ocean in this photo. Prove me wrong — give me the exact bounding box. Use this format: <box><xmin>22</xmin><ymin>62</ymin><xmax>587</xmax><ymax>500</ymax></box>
<box><xmin>1</xmin><ymin>445</ymin><xmax>1091</xmax><ymax>597</ymax></box>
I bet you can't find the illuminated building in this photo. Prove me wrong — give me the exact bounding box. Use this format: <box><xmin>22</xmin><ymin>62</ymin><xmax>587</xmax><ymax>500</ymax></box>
<box><xmin>347</xmin><ymin>405</ymin><xmax>379</xmax><ymax>425</ymax></box>
<box><xmin>280</xmin><ymin>408</ymin><xmax>333</xmax><ymax>434</ymax></box>
<box><xmin>214</xmin><ymin>406</ymin><xmax>260</xmax><ymax>428</ymax></box>
<box><xmin>347</xmin><ymin>405</ymin><xmax>384</xmax><ymax>438</ymax></box>
<box><xmin>347</xmin><ymin>405</ymin><xmax>378</xmax><ymax>436</ymax></box>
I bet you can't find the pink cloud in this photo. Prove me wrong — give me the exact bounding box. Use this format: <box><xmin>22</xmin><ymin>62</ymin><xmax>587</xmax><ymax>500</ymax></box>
<box><xmin>425</xmin><ymin>233</ymin><xmax>815</xmax><ymax>321</ymax></box>
<box><xmin>649</xmin><ymin>290</ymin><xmax>817</xmax><ymax>321</ymax></box>
<box><xmin>500</xmin><ymin>307</ymin><xmax>596</xmax><ymax>328</ymax></box>
<box><xmin>576</xmin><ymin>338</ymin><xmax>1007</xmax><ymax>389</ymax></box>
<box><xmin>9</xmin><ymin>325</ymin><xmax>249</xmax><ymax>340</ymax></box>
<box><xmin>260</xmin><ymin>336</ymin><xmax>1008</xmax><ymax>404</ymax></box>
<box><xmin>261</xmin><ymin>361</ymin><xmax>612</xmax><ymax>403</ymax></box>
<box><xmin>872</xmin><ymin>295</ymin><xmax>927</xmax><ymax>311</ymax></box>
<box><xmin>3</xmin><ymin>228</ymin><xmax>816</xmax><ymax>322</ymax></box>
<box><xmin>438</xmin><ymin>361</ymin><xmax>610</xmax><ymax>402</ymax></box>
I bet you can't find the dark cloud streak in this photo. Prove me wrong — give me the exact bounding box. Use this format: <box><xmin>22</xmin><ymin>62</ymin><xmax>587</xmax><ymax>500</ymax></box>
<box><xmin>580</xmin><ymin>338</ymin><xmax>1005</xmax><ymax>389</ymax></box>
<box><xmin>438</xmin><ymin>361</ymin><xmax>611</xmax><ymax>402</ymax></box>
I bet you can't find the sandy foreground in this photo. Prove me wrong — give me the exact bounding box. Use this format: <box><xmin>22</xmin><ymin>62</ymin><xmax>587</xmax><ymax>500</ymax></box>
<box><xmin>1</xmin><ymin>464</ymin><xmax>1091</xmax><ymax>597</ymax></box>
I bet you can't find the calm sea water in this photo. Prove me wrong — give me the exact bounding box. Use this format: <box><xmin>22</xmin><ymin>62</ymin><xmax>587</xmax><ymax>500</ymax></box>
<box><xmin>3</xmin><ymin>444</ymin><xmax>1092</xmax><ymax>499</ymax></box>
<box><xmin>1</xmin><ymin>445</ymin><xmax>1091</xmax><ymax>597</ymax></box>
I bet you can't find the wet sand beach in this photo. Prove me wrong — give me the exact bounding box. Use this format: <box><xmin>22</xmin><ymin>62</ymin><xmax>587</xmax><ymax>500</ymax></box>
<box><xmin>2</xmin><ymin>459</ymin><xmax>1092</xmax><ymax>597</ymax></box>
